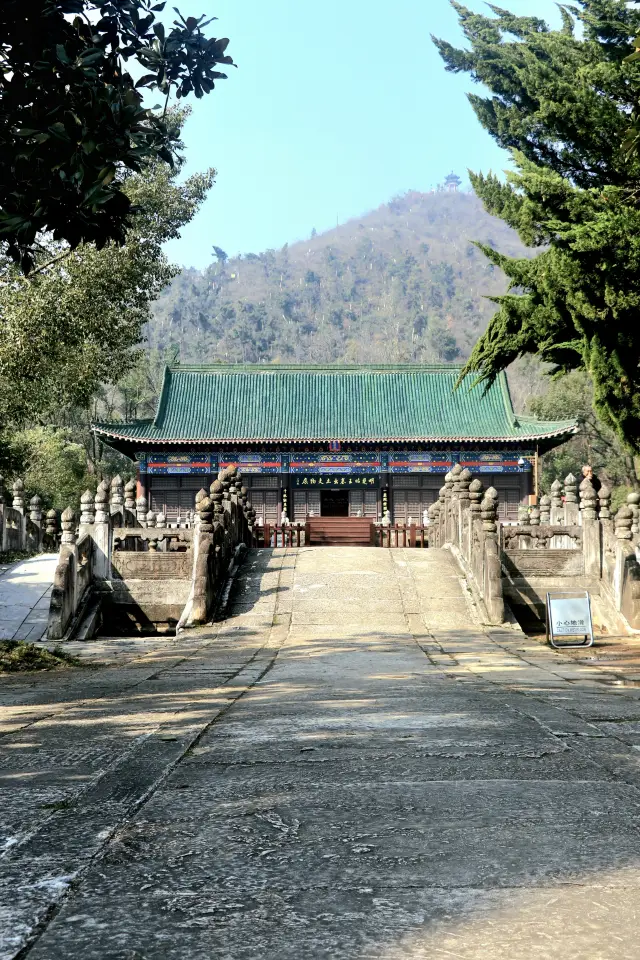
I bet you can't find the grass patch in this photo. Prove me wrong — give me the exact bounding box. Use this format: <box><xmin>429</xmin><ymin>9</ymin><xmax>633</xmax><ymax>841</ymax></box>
<box><xmin>0</xmin><ymin>550</ymin><xmax>32</xmax><ymax>566</ymax></box>
<box><xmin>0</xmin><ymin>640</ymin><xmax>82</xmax><ymax>673</ymax></box>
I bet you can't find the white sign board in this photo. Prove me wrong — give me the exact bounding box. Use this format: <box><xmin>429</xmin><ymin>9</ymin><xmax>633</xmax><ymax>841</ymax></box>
<box><xmin>546</xmin><ymin>592</ymin><xmax>594</xmax><ymax>648</ymax></box>
<box><xmin>549</xmin><ymin>597</ymin><xmax>591</xmax><ymax>636</ymax></box>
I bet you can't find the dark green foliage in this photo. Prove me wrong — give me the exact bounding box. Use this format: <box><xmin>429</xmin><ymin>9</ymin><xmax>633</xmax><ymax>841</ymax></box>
<box><xmin>528</xmin><ymin>370</ymin><xmax>638</xmax><ymax>492</ymax></box>
<box><xmin>435</xmin><ymin>1</ymin><xmax>640</xmax><ymax>452</ymax></box>
<box><xmin>0</xmin><ymin>1</ymin><xmax>233</xmax><ymax>272</ymax></box>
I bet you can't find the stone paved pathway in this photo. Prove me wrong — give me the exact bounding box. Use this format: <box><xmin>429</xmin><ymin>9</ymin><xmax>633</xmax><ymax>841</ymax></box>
<box><xmin>4</xmin><ymin>547</ymin><xmax>640</xmax><ymax>958</ymax></box>
<box><xmin>0</xmin><ymin>555</ymin><xmax>58</xmax><ymax>642</ymax></box>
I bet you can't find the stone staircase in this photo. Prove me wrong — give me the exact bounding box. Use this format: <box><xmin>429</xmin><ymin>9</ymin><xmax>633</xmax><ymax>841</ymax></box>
<box><xmin>306</xmin><ymin>517</ymin><xmax>375</xmax><ymax>546</ymax></box>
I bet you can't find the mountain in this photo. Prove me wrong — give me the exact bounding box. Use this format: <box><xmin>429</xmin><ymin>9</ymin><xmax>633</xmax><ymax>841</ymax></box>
<box><xmin>149</xmin><ymin>189</ymin><xmax>530</xmax><ymax>369</ymax></box>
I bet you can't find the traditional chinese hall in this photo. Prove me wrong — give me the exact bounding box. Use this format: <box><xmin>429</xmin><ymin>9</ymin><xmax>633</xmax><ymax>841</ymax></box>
<box><xmin>94</xmin><ymin>364</ymin><xmax>577</xmax><ymax>525</ymax></box>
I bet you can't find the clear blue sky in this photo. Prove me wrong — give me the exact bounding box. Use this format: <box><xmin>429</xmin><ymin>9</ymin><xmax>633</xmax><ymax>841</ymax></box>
<box><xmin>164</xmin><ymin>0</ymin><xmax>561</xmax><ymax>269</ymax></box>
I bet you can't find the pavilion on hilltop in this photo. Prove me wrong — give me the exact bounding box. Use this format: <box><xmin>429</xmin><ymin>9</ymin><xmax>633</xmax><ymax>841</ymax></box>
<box><xmin>444</xmin><ymin>172</ymin><xmax>462</xmax><ymax>192</ymax></box>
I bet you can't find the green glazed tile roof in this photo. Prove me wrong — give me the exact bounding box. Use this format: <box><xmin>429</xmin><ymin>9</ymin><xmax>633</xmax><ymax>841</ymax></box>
<box><xmin>93</xmin><ymin>364</ymin><xmax>578</xmax><ymax>444</ymax></box>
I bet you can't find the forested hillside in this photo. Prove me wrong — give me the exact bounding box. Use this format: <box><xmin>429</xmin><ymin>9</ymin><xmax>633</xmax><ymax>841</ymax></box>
<box><xmin>149</xmin><ymin>190</ymin><xmax>530</xmax><ymax>368</ymax></box>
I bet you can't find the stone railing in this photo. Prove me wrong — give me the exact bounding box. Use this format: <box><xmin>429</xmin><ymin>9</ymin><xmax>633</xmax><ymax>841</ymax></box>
<box><xmin>503</xmin><ymin>474</ymin><xmax>640</xmax><ymax>631</ymax></box>
<box><xmin>599</xmin><ymin>498</ymin><xmax>640</xmax><ymax>628</ymax></box>
<box><xmin>179</xmin><ymin>469</ymin><xmax>255</xmax><ymax>627</ymax></box>
<box><xmin>0</xmin><ymin>476</ymin><xmax>61</xmax><ymax>554</ymax></box>
<box><xmin>429</xmin><ymin>465</ymin><xmax>640</xmax><ymax>632</ymax></box>
<box><xmin>48</xmin><ymin>511</ymin><xmax>94</xmax><ymax>640</ymax></box>
<box><xmin>47</xmin><ymin>468</ymin><xmax>259</xmax><ymax>638</ymax></box>
<box><xmin>428</xmin><ymin>467</ymin><xmax>503</xmax><ymax>624</ymax></box>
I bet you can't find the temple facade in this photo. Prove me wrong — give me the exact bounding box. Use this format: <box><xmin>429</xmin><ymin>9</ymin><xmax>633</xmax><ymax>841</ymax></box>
<box><xmin>93</xmin><ymin>364</ymin><xmax>578</xmax><ymax>525</ymax></box>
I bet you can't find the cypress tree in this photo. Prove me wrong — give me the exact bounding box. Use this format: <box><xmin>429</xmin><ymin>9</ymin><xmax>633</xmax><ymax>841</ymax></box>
<box><xmin>434</xmin><ymin>2</ymin><xmax>640</xmax><ymax>451</ymax></box>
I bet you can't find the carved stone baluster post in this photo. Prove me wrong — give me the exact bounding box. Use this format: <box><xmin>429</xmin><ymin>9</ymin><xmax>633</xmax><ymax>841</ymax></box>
<box><xmin>481</xmin><ymin>493</ymin><xmax>498</xmax><ymax>537</ymax></box>
<box><xmin>563</xmin><ymin>473</ymin><xmax>579</xmax><ymax>525</ymax></box>
<box><xmin>450</xmin><ymin>462</ymin><xmax>463</xmax><ymax>498</ymax></box>
<box><xmin>518</xmin><ymin>503</ymin><xmax>530</xmax><ymax>525</ymax></box>
<box><xmin>485</xmin><ymin>487</ymin><xmax>500</xmax><ymax>548</ymax></box>
<box><xmin>615</xmin><ymin>505</ymin><xmax>634</xmax><ymax>541</ymax></box>
<box><xmin>110</xmin><ymin>475</ymin><xmax>124</xmax><ymax>532</ymax></box>
<box><xmin>228</xmin><ymin>467</ymin><xmax>240</xmax><ymax>540</ymax></box>
<box><xmin>550</xmin><ymin>479</ymin><xmax>563</xmax><ymax>525</ymax></box>
<box><xmin>145</xmin><ymin>511</ymin><xmax>158</xmax><ymax>551</ymax></box>
<box><xmin>613</xmin><ymin>505</ymin><xmax>635</xmax><ymax>613</ymax></box>
<box><xmin>79</xmin><ymin>489</ymin><xmax>94</xmax><ymax>525</ymax></box>
<box><xmin>28</xmin><ymin>495</ymin><xmax>43</xmax><ymax>551</ymax></box>
<box><xmin>450</xmin><ymin>463</ymin><xmax>464</xmax><ymax>547</ymax></box>
<box><xmin>239</xmin><ymin>485</ymin><xmax>249</xmax><ymax>544</ymax></box>
<box><xmin>183</xmin><ymin>493</ymin><xmax>214</xmax><ymax>626</ymax></box>
<box><xmin>436</xmin><ymin>485</ymin><xmax>446</xmax><ymax>544</ymax></box>
<box><xmin>197</xmin><ymin>494</ymin><xmax>213</xmax><ymax>533</ymax></box>
<box><xmin>539</xmin><ymin>495</ymin><xmax>551</xmax><ymax>524</ymax></box>
<box><xmin>61</xmin><ymin>508</ymin><xmax>77</xmax><ymax>546</ymax></box>
<box><xmin>598</xmin><ymin>485</ymin><xmax>612</xmax><ymax>526</ymax></box>
<box><xmin>580</xmin><ymin>477</ymin><xmax>601</xmax><ymax>577</ymax></box>
<box><xmin>136</xmin><ymin>495</ymin><xmax>148</xmax><ymax>528</ymax></box>
<box><xmin>124</xmin><ymin>479</ymin><xmax>137</xmax><ymax>527</ymax></box>
<box><xmin>95</xmin><ymin>480</ymin><xmax>109</xmax><ymax>523</ymax></box>
<box><xmin>529</xmin><ymin>504</ymin><xmax>541</xmax><ymax>526</ymax></box>
<box><xmin>469</xmin><ymin>479</ymin><xmax>484</xmax><ymax>522</ymax></box>
<box><xmin>12</xmin><ymin>478</ymin><xmax>25</xmax><ymax>514</ymax></box>
<box><xmin>110</xmin><ymin>474</ymin><xmax>124</xmax><ymax>507</ymax></box>
<box><xmin>455</xmin><ymin>467</ymin><xmax>471</xmax><ymax>552</ymax></box>
<box><xmin>93</xmin><ymin>480</ymin><xmax>111</xmax><ymax>577</ymax></box>
<box><xmin>156</xmin><ymin>510</ymin><xmax>167</xmax><ymax>551</ymax></box>
<box><xmin>480</xmin><ymin>492</ymin><xmax>504</xmax><ymax>623</ymax></box>
<box><xmin>485</xmin><ymin>486</ymin><xmax>499</xmax><ymax>509</ymax></box>
<box><xmin>12</xmin><ymin>478</ymin><xmax>25</xmax><ymax>546</ymax></box>
<box><xmin>443</xmin><ymin>469</ymin><xmax>455</xmax><ymax>543</ymax></box>
<box><xmin>579</xmin><ymin>478</ymin><xmax>598</xmax><ymax>523</ymax></box>
<box><xmin>210</xmin><ymin>479</ymin><xmax>224</xmax><ymax>523</ymax></box>
<box><xmin>44</xmin><ymin>509</ymin><xmax>59</xmax><ymax>551</ymax></box>
<box><xmin>219</xmin><ymin>469</ymin><xmax>232</xmax><ymax>542</ymax></box>
<box><xmin>59</xmin><ymin>507</ymin><xmax>78</xmax><ymax>612</ymax></box>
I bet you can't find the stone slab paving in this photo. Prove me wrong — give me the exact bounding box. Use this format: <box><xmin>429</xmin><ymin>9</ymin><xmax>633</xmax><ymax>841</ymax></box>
<box><xmin>0</xmin><ymin>555</ymin><xmax>58</xmax><ymax>642</ymax></box>
<box><xmin>5</xmin><ymin>547</ymin><xmax>640</xmax><ymax>957</ymax></box>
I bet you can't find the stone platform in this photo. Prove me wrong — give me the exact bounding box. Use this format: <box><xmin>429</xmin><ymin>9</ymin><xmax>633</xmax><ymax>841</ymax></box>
<box><xmin>3</xmin><ymin>547</ymin><xmax>640</xmax><ymax>958</ymax></box>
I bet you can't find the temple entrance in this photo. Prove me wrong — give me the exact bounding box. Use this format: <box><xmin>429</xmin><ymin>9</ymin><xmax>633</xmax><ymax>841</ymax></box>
<box><xmin>321</xmin><ymin>489</ymin><xmax>349</xmax><ymax>517</ymax></box>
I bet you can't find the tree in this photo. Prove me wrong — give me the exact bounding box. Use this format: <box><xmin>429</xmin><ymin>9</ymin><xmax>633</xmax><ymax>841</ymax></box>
<box><xmin>528</xmin><ymin>370</ymin><xmax>638</xmax><ymax>493</ymax></box>
<box><xmin>212</xmin><ymin>245</ymin><xmax>228</xmax><ymax>263</ymax></box>
<box><xmin>0</xmin><ymin>1</ymin><xmax>234</xmax><ymax>272</ymax></box>
<box><xmin>3</xmin><ymin>426</ymin><xmax>91</xmax><ymax>511</ymax></box>
<box><xmin>435</xmin><ymin>2</ymin><xmax>640</xmax><ymax>452</ymax></box>
<box><xmin>0</xmin><ymin>114</ymin><xmax>215</xmax><ymax>425</ymax></box>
